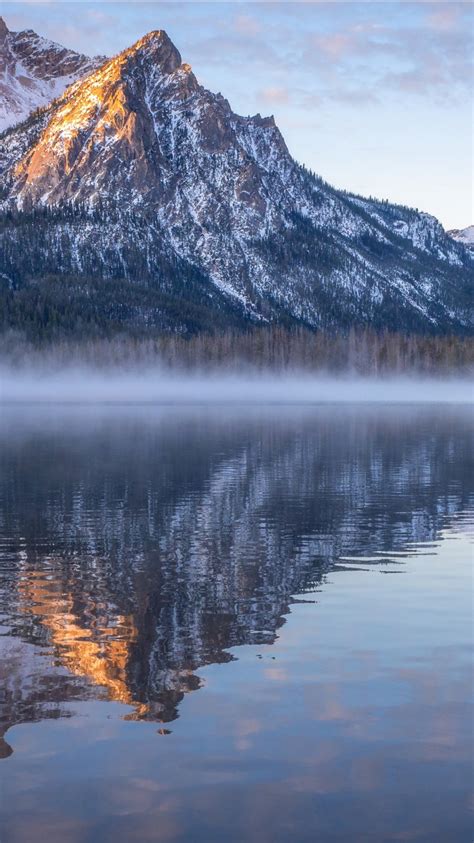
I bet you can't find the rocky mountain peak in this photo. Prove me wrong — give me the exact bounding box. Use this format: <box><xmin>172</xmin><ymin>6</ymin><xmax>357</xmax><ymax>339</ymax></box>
<box><xmin>98</xmin><ymin>28</ymin><xmax>187</xmax><ymax>92</ymax></box>
<box><xmin>0</xmin><ymin>23</ymin><xmax>472</xmax><ymax>336</ymax></box>
<box><xmin>4</xmin><ymin>27</ymin><xmax>288</xmax><ymax>214</ymax></box>
<box><xmin>129</xmin><ymin>29</ymin><xmax>182</xmax><ymax>74</ymax></box>
<box><xmin>0</xmin><ymin>18</ymin><xmax>104</xmax><ymax>131</ymax></box>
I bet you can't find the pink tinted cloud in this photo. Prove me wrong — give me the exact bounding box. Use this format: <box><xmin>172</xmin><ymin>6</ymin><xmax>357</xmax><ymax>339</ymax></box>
<box><xmin>259</xmin><ymin>86</ymin><xmax>290</xmax><ymax>105</ymax></box>
<box><xmin>234</xmin><ymin>14</ymin><xmax>261</xmax><ymax>38</ymax></box>
<box><xmin>427</xmin><ymin>5</ymin><xmax>462</xmax><ymax>32</ymax></box>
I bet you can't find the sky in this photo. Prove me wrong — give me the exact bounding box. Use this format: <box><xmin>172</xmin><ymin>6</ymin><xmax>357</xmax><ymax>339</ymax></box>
<box><xmin>3</xmin><ymin>1</ymin><xmax>473</xmax><ymax>230</ymax></box>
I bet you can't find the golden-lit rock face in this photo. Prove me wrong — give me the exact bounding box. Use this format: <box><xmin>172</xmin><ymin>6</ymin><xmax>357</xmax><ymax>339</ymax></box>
<box><xmin>1</xmin><ymin>24</ymin><xmax>296</xmax><ymax>307</ymax></box>
<box><xmin>11</xmin><ymin>30</ymin><xmax>190</xmax><ymax>203</ymax></box>
<box><xmin>5</xmin><ymin>24</ymin><xmax>278</xmax><ymax>220</ymax></box>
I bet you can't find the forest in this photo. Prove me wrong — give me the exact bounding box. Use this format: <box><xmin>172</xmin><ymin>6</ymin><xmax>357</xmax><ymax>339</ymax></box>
<box><xmin>2</xmin><ymin>327</ymin><xmax>472</xmax><ymax>376</ymax></box>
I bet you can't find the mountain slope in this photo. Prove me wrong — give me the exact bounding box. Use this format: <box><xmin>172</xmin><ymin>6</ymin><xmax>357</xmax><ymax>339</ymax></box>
<box><xmin>0</xmin><ymin>16</ymin><xmax>104</xmax><ymax>131</ymax></box>
<box><xmin>448</xmin><ymin>226</ymin><xmax>474</xmax><ymax>251</ymax></box>
<box><xmin>0</xmin><ymin>28</ymin><xmax>472</xmax><ymax>337</ymax></box>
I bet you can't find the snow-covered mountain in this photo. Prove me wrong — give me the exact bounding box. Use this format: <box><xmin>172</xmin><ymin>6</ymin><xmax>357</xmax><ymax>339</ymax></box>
<box><xmin>448</xmin><ymin>226</ymin><xmax>474</xmax><ymax>251</ymax></box>
<box><xmin>0</xmin><ymin>27</ymin><xmax>472</xmax><ymax>336</ymax></box>
<box><xmin>0</xmin><ymin>16</ymin><xmax>104</xmax><ymax>131</ymax></box>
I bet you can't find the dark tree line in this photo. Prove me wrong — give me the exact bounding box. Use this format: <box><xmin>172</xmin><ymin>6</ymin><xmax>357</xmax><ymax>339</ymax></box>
<box><xmin>2</xmin><ymin>327</ymin><xmax>472</xmax><ymax>375</ymax></box>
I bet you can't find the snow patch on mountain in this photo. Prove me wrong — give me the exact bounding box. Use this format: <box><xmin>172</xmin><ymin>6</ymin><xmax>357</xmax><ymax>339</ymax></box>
<box><xmin>448</xmin><ymin>226</ymin><xmax>474</xmax><ymax>250</ymax></box>
<box><xmin>0</xmin><ymin>16</ymin><xmax>104</xmax><ymax>132</ymax></box>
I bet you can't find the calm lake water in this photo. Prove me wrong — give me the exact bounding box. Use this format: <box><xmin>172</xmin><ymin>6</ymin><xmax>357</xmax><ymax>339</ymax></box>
<box><xmin>0</xmin><ymin>404</ymin><xmax>472</xmax><ymax>842</ymax></box>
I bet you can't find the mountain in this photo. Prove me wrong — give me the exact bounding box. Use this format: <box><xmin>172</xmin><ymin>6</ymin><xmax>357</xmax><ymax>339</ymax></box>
<box><xmin>0</xmin><ymin>16</ymin><xmax>104</xmax><ymax>131</ymax></box>
<box><xmin>448</xmin><ymin>226</ymin><xmax>474</xmax><ymax>251</ymax></box>
<box><xmin>0</xmin><ymin>27</ymin><xmax>472</xmax><ymax>339</ymax></box>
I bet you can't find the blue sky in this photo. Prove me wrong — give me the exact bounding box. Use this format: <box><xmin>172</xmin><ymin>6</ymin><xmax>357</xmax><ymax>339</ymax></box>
<box><xmin>4</xmin><ymin>1</ymin><xmax>472</xmax><ymax>229</ymax></box>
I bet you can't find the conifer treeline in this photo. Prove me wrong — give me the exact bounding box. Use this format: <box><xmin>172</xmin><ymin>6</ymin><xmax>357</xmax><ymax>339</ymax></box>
<box><xmin>2</xmin><ymin>327</ymin><xmax>472</xmax><ymax>375</ymax></box>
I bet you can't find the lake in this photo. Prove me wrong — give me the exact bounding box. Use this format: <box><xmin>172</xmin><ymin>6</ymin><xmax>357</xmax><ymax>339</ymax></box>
<box><xmin>0</xmin><ymin>404</ymin><xmax>472</xmax><ymax>842</ymax></box>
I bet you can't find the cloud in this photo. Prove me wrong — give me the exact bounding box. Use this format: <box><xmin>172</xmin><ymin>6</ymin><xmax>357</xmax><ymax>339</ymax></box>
<box><xmin>234</xmin><ymin>14</ymin><xmax>261</xmax><ymax>37</ymax></box>
<box><xmin>302</xmin><ymin>10</ymin><xmax>473</xmax><ymax>106</ymax></box>
<box><xmin>329</xmin><ymin>89</ymin><xmax>379</xmax><ymax>107</ymax></box>
<box><xmin>258</xmin><ymin>86</ymin><xmax>290</xmax><ymax>106</ymax></box>
<box><xmin>184</xmin><ymin>33</ymin><xmax>280</xmax><ymax>68</ymax></box>
<box><xmin>312</xmin><ymin>32</ymin><xmax>357</xmax><ymax>59</ymax></box>
<box><xmin>426</xmin><ymin>4</ymin><xmax>463</xmax><ymax>32</ymax></box>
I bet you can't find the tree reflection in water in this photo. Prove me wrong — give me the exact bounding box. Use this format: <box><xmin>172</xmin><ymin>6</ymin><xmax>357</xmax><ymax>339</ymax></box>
<box><xmin>0</xmin><ymin>405</ymin><xmax>472</xmax><ymax>758</ymax></box>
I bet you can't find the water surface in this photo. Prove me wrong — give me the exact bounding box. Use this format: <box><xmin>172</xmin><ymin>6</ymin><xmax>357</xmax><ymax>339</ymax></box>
<box><xmin>0</xmin><ymin>405</ymin><xmax>472</xmax><ymax>842</ymax></box>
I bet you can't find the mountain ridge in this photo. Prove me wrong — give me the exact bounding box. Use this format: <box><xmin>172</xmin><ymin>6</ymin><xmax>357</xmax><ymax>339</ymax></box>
<box><xmin>0</xmin><ymin>24</ymin><xmax>472</xmax><ymax>337</ymax></box>
<box><xmin>448</xmin><ymin>226</ymin><xmax>474</xmax><ymax>251</ymax></box>
<box><xmin>0</xmin><ymin>16</ymin><xmax>105</xmax><ymax>132</ymax></box>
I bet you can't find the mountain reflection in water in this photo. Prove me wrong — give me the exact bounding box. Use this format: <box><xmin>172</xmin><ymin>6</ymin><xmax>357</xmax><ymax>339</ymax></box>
<box><xmin>0</xmin><ymin>405</ymin><xmax>472</xmax><ymax>766</ymax></box>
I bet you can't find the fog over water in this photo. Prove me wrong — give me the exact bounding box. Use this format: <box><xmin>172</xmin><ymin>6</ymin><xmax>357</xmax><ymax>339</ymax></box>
<box><xmin>0</xmin><ymin>366</ymin><xmax>472</xmax><ymax>404</ymax></box>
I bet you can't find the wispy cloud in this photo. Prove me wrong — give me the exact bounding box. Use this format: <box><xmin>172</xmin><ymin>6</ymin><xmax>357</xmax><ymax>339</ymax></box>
<box><xmin>302</xmin><ymin>9</ymin><xmax>473</xmax><ymax>105</ymax></box>
<box><xmin>426</xmin><ymin>4</ymin><xmax>463</xmax><ymax>32</ymax></box>
<box><xmin>258</xmin><ymin>86</ymin><xmax>290</xmax><ymax>105</ymax></box>
<box><xmin>234</xmin><ymin>14</ymin><xmax>261</xmax><ymax>37</ymax></box>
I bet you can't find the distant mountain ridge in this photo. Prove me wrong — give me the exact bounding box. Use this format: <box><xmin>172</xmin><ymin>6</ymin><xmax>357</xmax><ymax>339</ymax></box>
<box><xmin>0</xmin><ymin>16</ymin><xmax>104</xmax><ymax>131</ymax></box>
<box><xmin>0</xmin><ymin>24</ymin><xmax>472</xmax><ymax>338</ymax></box>
<box><xmin>448</xmin><ymin>226</ymin><xmax>474</xmax><ymax>251</ymax></box>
